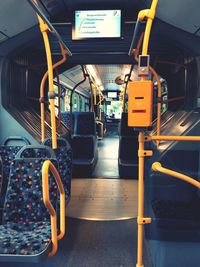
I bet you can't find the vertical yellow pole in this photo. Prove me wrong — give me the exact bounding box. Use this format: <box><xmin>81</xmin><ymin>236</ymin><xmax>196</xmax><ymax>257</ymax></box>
<box><xmin>93</xmin><ymin>85</ymin><xmax>97</xmax><ymax>105</ymax></box>
<box><xmin>37</xmin><ymin>16</ymin><xmax>57</xmax><ymax>149</ymax></box>
<box><xmin>39</xmin><ymin>42</ymin><xmax>67</xmax><ymax>142</ymax></box>
<box><xmin>136</xmin><ymin>1</ymin><xmax>158</xmax><ymax>266</ymax></box>
<box><xmin>137</xmin><ymin>132</ymin><xmax>145</xmax><ymax>267</ymax></box>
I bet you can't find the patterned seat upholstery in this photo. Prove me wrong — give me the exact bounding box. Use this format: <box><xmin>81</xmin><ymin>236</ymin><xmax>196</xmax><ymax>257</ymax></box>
<box><xmin>0</xmin><ymin>158</ymin><xmax>58</xmax><ymax>256</ymax></box>
<box><xmin>43</xmin><ymin>138</ymin><xmax>72</xmax><ymax>199</ymax></box>
<box><xmin>61</xmin><ymin>112</ymin><xmax>74</xmax><ymax>133</ymax></box>
<box><xmin>0</xmin><ymin>146</ymin><xmax>22</xmax><ymax>210</ymax></box>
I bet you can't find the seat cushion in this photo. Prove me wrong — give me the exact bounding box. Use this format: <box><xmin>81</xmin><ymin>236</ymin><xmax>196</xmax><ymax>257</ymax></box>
<box><xmin>0</xmin><ymin>221</ymin><xmax>51</xmax><ymax>255</ymax></box>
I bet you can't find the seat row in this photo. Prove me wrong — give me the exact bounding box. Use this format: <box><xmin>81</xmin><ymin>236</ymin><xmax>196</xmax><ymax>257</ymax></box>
<box><xmin>62</xmin><ymin>111</ymin><xmax>138</xmax><ymax>178</ymax></box>
<box><xmin>0</xmin><ymin>136</ymin><xmax>72</xmax><ymax>262</ymax></box>
<box><xmin>61</xmin><ymin>112</ymin><xmax>98</xmax><ymax>176</ymax></box>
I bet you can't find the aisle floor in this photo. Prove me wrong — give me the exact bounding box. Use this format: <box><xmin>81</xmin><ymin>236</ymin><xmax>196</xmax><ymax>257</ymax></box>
<box><xmin>1</xmin><ymin>218</ymin><xmax>152</xmax><ymax>267</ymax></box>
<box><xmin>67</xmin><ymin>178</ymin><xmax>138</xmax><ymax>220</ymax></box>
<box><xmin>93</xmin><ymin>137</ymin><xmax>119</xmax><ymax>178</ymax></box>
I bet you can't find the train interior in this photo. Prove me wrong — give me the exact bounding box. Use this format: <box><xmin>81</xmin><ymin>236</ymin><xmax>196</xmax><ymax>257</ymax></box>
<box><xmin>0</xmin><ymin>0</ymin><xmax>200</xmax><ymax>266</ymax></box>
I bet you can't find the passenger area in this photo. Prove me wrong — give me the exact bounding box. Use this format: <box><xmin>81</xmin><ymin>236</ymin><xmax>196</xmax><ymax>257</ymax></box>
<box><xmin>1</xmin><ymin>0</ymin><xmax>200</xmax><ymax>266</ymax></box>
<box><xmin>62</xmin><ymin>112</ymin><xmax>98</xmax><ymax>177</ymax></box>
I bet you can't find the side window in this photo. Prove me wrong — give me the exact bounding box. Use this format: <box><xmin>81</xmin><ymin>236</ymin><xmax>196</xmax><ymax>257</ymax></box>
<box><xmin>161</xmin><ymin>80</ymin><xmax>168</xmax><ymax>114</ymax></box>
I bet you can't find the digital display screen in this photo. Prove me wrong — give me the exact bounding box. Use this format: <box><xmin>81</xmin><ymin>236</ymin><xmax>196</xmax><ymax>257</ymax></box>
<box><xmin>73</xmin><ymin>10</ymin><xmax>121</xmax><ymax>40</ymax></box>
<box><xmin>107</xmin><ymin>92</ymin><xmax>117</xmax><ymax>98</ymax></box>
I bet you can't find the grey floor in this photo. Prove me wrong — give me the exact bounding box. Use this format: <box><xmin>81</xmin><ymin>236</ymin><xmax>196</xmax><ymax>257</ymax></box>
<box><xmin>67</xmin><ymin>178</ymin><xmax>138</xmax><ymax>220</ymax></box>
<box><xmin>0</xmin><ymin>218</ymin><xmax>152</xmax><ymax>267</ymax></box>
<box><xmin>93</xmin><ymin>136</ymin><xmax>119</xmax><ymax>178</ymax></box>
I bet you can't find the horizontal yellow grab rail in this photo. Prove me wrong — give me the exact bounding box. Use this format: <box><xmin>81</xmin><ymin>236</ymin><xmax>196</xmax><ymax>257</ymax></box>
<box><xmin>42</xmin><ymin>160</ymin><xmax>65</xmax><ymax>256</ymax></box>
<box><xmin>146</xmin><ymin>135</ymin><xmax>200</xmax><ymax>142</ymax></box>
<box><xmin>152</xmin><ymin>162</ymin><xmax>200</xmax><ymax>189</ymax></box>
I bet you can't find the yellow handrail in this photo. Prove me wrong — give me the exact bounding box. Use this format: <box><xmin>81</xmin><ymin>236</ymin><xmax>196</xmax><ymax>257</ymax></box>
<box><xmin>42</xmin><ymin>160</ymin><xmax>65</xmax><ymax>256</ymax></box>
<box><xmin>96</xmin><ymin>86</ymin><xmax>104</xmax><ymax>121</ymax></box>
<box><xmin>39</xmin><ymin>40</ymin><xmax>67</xmax><ymax>143</ymax></box>
<box><xmin>136</xmin><ymin>1</ymin><xmax>159</xmax><ymax>267</ymax></box>
<box><xmin>152</xmin><ymin>162</ymin><xmax>200</xmax><ymax>189</ymax></box>
<box><xmin>37</xmin><ymin>15</ymin><xmax>57</xmax><ymax>149</ymax></box>
<box><xmin>146</xmin><ymin>135</ymin><xmax>200</xmax><ymax>142</ymax></box>
<box><xmin>93</xmin><ymin>84</ymin><xmax>97</xmax><ymax>105</ymax></box>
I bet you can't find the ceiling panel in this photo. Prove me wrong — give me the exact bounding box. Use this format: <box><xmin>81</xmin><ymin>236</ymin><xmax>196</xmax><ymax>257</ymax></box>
<box><xmin>60</xmin><ymin>64</ymin><xmax>142</xmax><ymax>94</ymax></box>
<box><xmin>0</xmin><ymin>0</ymin><xmax>38</xmax><ymax>38</ymax></box>
<box><xmin>156</xmin><ymin>0</ymin><xmax>200</xmax><ymax>34</ymax></box>
<box><xmin>95</xmin><ymin>64</ymin><xmax>131</xmax><ymax>91</ymax></box>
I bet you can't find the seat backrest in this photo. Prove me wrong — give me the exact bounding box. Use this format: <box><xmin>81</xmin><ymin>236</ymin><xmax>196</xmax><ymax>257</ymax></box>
<box><xmin>0</xmin><ymin>136</ymin><xmax>31</xmax><ymax>208</ymax></box>
<box><xmin>61</xmin><ymin>112</ymin><xmax>74</xmax><ymax>132</ymax></box>
<box><xmin>0</xmin><ymin>146</ymin><xmax>23</xmax><ymax>207</ymax></box>
<box><xmin>74</xmin><ymin>112</ymin><xmax>96</xmax><ymax>135</ymax></box>
<box><xmin>119</xmin><ymin>112</ymin><xmax>138</xmax><ymax>137</ymax></box>
<box><xmin>72</xmin><ymin>135</ymin><xmax>95</xmax><ymax>159</ymax></box>
<box><xmin>119</xmin><ymin>137</ymin><xmax>138</xmax><ymax>161</ymax></box>
<box><xmin>2</xmin><ymin>157</ymin><xmax>58</xmax><ymax>224</ymax></box>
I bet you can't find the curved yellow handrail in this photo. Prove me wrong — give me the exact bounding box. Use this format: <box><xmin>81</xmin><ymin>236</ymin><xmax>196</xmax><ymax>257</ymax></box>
<box><xmin>152</xmin><ymin>162</ymin><xmax>200</xmax><ymax>189</ymax></box>
<box><xmin>39</xmin><ymin>40</ymin><xmax>67</xmax><ymax>143</ymax></box>
<box><xmin>42</xmin><ymin>160</ymin><xmax>65</xmax><ymax>256</ymax></box>
<box><xmin>37</xmin><ymin>15</ymin><xmax>57</xmax><ymax>149</ymax></box>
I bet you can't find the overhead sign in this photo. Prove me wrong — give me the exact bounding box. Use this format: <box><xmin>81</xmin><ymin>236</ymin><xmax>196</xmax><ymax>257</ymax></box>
<box><xmin>73</xmin><ymin>10</ymin><xmax>121</xmax><ymax>40</ymax></box>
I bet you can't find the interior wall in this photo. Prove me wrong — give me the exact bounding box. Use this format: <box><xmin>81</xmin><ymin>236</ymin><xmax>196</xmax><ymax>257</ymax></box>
<box><xmin>1</xmin><ymin>53</ymin><xmax>44</xmax><ymax>109</ymax></box>
<box><xmin>0</xmin><ymin>58</ymin><xmax>38</xmax><ymax>144</ymax></box>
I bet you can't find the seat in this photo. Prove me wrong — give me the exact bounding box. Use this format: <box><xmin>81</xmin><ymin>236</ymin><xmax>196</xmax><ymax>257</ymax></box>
<box><xmin>0</xmin><ymin>145</ymin><xmax>58</xmax><ymax>262</ymax></box>
<box><xmin>96</xmin><ymin>120</ymin><xmax>104</xmax><ymax>140</ymax></box>
<box><xmin>118</xmin><ymin>113</ymin><xmax>138</xmax><ymax>178</ymax></box>
<box><xmin>61</xmin><ymin>112</ymin><xmax>74</xmax><ymax>133</ymax></box>
<box><xmin>72</xmin><ymin>112</ymin><xmax>98</xmax><ymax>176</ymax></box>
<box><xmin>0</xmin><ymin>136</ymin><xmax>30</xmax><ymax>219</ymax></box>
<box><xmin>42</xmin><ymin>137</ymin><xmax>72</xmax><ymax>201</ymax></box>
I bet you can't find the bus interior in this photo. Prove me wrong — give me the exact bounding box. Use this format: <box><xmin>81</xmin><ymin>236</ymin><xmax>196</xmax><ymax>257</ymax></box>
<box><xmin>0</xmin><ymin>0</ymin><xmax>200</xmax><ymax>266</ymax></box>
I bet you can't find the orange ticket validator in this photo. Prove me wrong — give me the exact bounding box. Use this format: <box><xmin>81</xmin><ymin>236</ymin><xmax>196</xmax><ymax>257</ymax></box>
<box><xmin>128</xmin><ymin>80</ymin><xmax>153</xmax><ymax>127</ymax></box>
